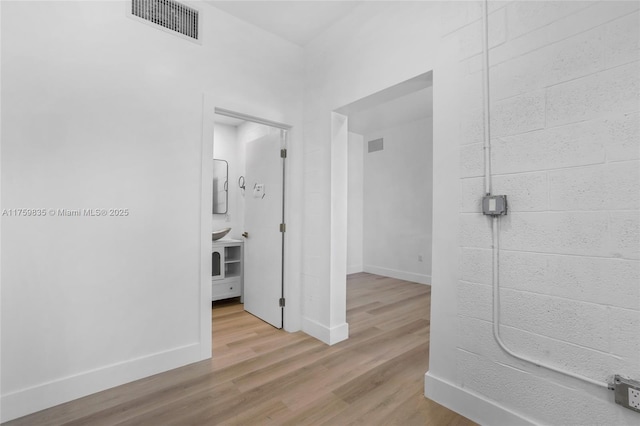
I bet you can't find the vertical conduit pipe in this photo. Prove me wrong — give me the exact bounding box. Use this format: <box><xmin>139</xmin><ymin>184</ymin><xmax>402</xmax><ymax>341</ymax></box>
<box><xmin>482</xmin><ymin>0</ymin><xmax>492</xmax><ymax>196</ymax></box>
<box><xmin>481</xmin><ymin>0</ymin><xmax>609</xmax><ymax>390</ymax></box>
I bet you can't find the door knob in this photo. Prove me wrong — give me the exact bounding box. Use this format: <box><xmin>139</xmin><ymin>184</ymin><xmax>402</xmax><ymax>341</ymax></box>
<box><xmin>242</xmin><ymin>232</ymin><xmax>248</xmax><ymax>238</ymax></box>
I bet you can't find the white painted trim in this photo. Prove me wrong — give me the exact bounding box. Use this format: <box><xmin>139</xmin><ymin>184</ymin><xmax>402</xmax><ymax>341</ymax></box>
<box><xmin>214</xmin><ymin>107</ymin><xmax>291</xmax><ymax>130</ymax></box>
<box><xmin>200</xmin><ymin>94</ymin><xmax>215</xmax><ymax>359</ymax></box>
<box><xmin>363</xmin><ymin>265</ymin><xmax>431</xmax><ymax>285</ymax></box>
<box><xmin>347</xmin><ymin>264</ymin><xmax>364</xmax><ymax>275</ymax></box>
<box><xmin>424</xmin><ymin>371</ymin><xmax>537</xmax><ymax>426</ymax></box>
<box><xmin>1</xmin><ymin>343</ymin><xmax>203</xmax><ymax>423</ymax></box>
<box><xmin>302</xmin><ymin>317</ymin><xmax>349</xmax><ymax>346</ymax></box>
<box><xmin>329</xmin><ymin>112</ymin><xmax>350</xmax><ymax>341</ymax></box>
<box><xmin>0</xmin><ymin>1</ymin><xmax>3</xmax><ymax>422</ymax></box>
<box><xmin>282</xmin><ymin>129</ymin><xmax>302</xmax><ymax>333</ymax></box>
<box><xmin>328</xmin><ymin>322</ymin><xmax>349</xmax><ymax>345</ymax></box>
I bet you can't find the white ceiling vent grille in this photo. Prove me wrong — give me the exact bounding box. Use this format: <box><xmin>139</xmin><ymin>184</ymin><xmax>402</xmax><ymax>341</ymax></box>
<box><xmin>132</xmin><ymin>0</ymin><xmax>199</xmax><ymax>40</ymax></box>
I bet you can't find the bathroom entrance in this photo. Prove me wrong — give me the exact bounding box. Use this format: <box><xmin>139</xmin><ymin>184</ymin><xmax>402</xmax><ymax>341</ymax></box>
<box><xmin>211</xmin><ymin>108</ymin><xmax>290</xmax><ymax>329</ymax></box>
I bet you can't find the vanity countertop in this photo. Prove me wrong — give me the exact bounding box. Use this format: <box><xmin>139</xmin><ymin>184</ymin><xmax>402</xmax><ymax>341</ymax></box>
<box><xmin>212</xmin><ymin>238</ymin><xmax>243</xmax><ymax>244</ymax></box>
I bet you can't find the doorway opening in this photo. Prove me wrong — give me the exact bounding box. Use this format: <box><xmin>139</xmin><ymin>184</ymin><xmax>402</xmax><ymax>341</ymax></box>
<box><xmin>333</xmin><ymin>71</ymin><xmax>434</xmax><ymax>337</ymax></box>
<box><xmin>210</xmin><ymin>108</ymin><xmax>291</xmax><ymax>334</ymax></box>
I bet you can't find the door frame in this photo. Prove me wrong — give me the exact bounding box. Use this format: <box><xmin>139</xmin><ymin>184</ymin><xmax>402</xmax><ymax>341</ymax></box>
<box><xmin>329</xmin><ymin>72</ymin><xmax>434</xmax><ymax>346</ymax></box>
<box><xmin>199</xmin><ymin>97</ymin><xmax>293</xmax><ymax>357</ymax></box>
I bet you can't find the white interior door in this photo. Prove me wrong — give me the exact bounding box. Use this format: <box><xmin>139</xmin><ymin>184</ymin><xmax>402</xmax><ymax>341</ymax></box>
<box><xmin>243</xmin><ymin>130</ymin><xmax>283</xmax><ymax>328</ymax></box>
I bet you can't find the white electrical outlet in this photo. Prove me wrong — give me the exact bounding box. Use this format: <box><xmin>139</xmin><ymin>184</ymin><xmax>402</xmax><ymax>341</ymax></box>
<box><xmin>630</xmin><ymin>387</ymin><xmax>640</xmax><ymax>410</ymax></box>
<box><xmin>614</xmin><ymin>375</ymin><xmax>640</xmax><ymax>413</ymax></box>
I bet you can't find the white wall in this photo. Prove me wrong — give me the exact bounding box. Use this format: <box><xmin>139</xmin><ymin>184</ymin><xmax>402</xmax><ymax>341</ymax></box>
<box><xmin>426</xmin><ymin>1</ymin><xmax>640</xmax><ymax>425</ymax></box>
<box><xmin>0</xmin><ymin>2</ymin><xmax>4</xmax><ymax>422</ymax></box>
<box><xmin>0</xmin><ymin>1</ymin><xmax>303</xmax><ymax>421</ymax></box>
<box><xmin>307</xmin><ymin>1</ymin><xmax>640</xmax><ymax>425</ymax></box>
<box><xmin>347</xmin><ymin>132</ymin><xmax>363</xmax><ymax>274</ymax></box>
<box><xmin>362</xmin><ymin>117</ymin><xmax>432</xmax><ymax>284</ymax></box>
<box><xmin>303</xmin><ymin>0</ymin><xmax>439</xmax><ymax>345</ymax></box>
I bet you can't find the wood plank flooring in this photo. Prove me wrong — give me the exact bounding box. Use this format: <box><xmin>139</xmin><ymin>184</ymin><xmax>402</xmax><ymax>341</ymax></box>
<box><xmin>5</xmin><ymin>273</ymin><xmax>476</xmax><ymax>425</ymax></box>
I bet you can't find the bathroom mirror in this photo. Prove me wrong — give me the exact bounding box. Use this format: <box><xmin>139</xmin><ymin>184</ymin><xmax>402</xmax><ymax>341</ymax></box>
<box><xmin>212</xmin><ymin>159</ymin><xmax>228</xmax><ymax>214</ymax></box>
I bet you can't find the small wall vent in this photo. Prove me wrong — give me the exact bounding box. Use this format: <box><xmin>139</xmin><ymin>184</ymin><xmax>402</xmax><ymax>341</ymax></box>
<box><xmin>132</xmin><ymin>0</ymin><xmax>199</xmax><ymax>40</ymax></box>
<box><xmin>368</xmin><ymin>138</ymin><xmax>384</xmax><ymax>153</ymax></box>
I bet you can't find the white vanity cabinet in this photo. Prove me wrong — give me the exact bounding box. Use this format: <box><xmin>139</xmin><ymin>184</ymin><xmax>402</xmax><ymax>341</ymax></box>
<box><xmin>212</xmin><ymin>239</ymin><xmax>244</xmax><ymax>302</ymax></box>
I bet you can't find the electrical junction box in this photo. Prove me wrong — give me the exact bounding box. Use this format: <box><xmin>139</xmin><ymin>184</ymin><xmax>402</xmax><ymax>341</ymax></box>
<box><xmin>482</xmin><ymin>195</ymin><xmax>508</xmax><ymax>216</ymax></box>
<box><xmin>613</xmin><ymin>375</ymin><xmax>640</xmax><ymax>413</ymax></box>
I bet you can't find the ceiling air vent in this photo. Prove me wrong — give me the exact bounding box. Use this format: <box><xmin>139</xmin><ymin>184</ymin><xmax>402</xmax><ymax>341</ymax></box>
<box><xmin>132</xmin><ymin>0</ymin><xmax>199</xmax><ymax>40</ymax></box>
<box><xmin>368</xmin><ymin>138</ymin><xmax>384</xmax><ymax>153</ymax></box>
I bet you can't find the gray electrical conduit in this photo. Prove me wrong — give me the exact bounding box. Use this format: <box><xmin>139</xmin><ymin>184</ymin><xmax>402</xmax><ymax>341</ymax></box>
<box><xmin>481</xmin><ymin>0</ymin><xmax>609</xmax><ymax>390</ymax></box>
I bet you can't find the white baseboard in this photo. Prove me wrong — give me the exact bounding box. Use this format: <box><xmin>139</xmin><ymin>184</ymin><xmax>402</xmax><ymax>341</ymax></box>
<box><xmin>424</xmin><ymin>371</ymin><xmax>536</xmax><ymax>426</ymax></box>
<box><xmin>302</xmin><ymin>317</ymin><xmax>349</xmax><ymax>345</ymax></box>
<box><xmin>347</xmin><ymin>264</ymin><xmax>363</xmax><ymax>275</ymax></box>
<box><xmin>364</xmin><ymin>265</ymin><xmax>431</xmax><ymax>285</ymax></box>
<box><xmin>1</xmin><ymin>343</ymin><xmax>205</xmax><ymax>423</ymax></box>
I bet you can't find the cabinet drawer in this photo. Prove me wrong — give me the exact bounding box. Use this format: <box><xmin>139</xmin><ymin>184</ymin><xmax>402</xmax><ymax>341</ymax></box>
<box><xmin>212</xmin><ymin>279</ymin><xmax>241</xmax><ymax>300</ymax></box>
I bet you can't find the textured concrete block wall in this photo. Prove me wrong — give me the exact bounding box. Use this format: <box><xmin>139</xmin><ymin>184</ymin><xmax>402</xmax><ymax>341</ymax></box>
<box><xmin>454</xmin><ymin>1</ymin><xmax>639</xmax><ymax>423</ymax></box>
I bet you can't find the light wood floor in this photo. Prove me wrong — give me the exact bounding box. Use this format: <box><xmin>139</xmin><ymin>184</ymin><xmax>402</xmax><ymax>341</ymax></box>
<box><xmin>5</xmin><ymin>273</ymin><xmax>475</xmax><ymax>425</ymax></box>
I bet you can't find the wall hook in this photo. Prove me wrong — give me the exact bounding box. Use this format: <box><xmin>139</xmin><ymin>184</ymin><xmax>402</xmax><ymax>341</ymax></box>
<box><xmin>238</xmin><ymin>176</ymin><xmax>245</xmax><ymax>190</ymax></box>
